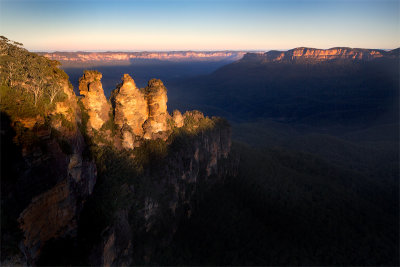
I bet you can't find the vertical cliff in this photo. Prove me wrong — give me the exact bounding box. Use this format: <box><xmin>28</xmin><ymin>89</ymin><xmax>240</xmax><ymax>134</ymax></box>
<box><xmin>82</xmin><ymin>111</ymin><xmax>235</xmax><ymax>266</ymax></box>
<box><xmin>73</xmin><ymin>72</ymin><xmax>235</xmax><ymax>265</ymax></box>
<box><xmin>0</xmin><ymin>38</ymin><xmax>97</xmax><ymax>265</ymax></box>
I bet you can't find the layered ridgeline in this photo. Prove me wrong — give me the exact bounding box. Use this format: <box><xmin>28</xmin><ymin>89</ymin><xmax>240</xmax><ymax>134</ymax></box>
<box><xmin>1</xmin><ymin>37</ymin><xmax>234</xmax><ymax>265</ymax></box>
<box><xmin>40</xmin><ymin>51</ymin><xmax>246</xmax><ymax>65</ymax></box>
<box><xmin>241</xmin><ymin>47</ymin><xmax>399</xmax><ymax>62</ymax></box>
<box><xmin>172</xmin><ymin>46</ymin><xmax>399</xmax><ymax>124</ymax></box>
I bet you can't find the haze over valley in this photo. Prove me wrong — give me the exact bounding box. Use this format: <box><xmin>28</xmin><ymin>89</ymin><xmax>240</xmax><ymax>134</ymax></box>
<box><xmin>1</xmin><ymin>0</ymin><xmax>399</xmax><ymax>265</ymax></box>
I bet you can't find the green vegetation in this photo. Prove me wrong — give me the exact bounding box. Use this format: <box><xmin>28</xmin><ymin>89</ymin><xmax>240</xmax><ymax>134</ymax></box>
<box><xmin>51</xmin><ymin>113</ymin><xmax>75</xmax><ymax>131</ymax></box>
<box><xmin>171</xmin><ymin>111</ymin><xmax>217</xmax><ymax>137</ymax></box>
<box><xmin>0</xmin><ymin>36</ymin><xmax>71</xmax><ymax>119</ymax></box>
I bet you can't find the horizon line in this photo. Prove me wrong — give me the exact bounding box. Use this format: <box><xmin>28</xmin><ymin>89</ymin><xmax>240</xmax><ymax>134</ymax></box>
<box><xmin>33</xmin><ymin>46</ymin><xmax>400</xmax><ymax>53</ymax></box>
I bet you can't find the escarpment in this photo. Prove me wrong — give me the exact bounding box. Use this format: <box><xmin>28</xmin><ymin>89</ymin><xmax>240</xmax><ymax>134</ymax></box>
<box><xmin>1</xmin><ymin>38</ymin><xmax>97</xmax><ymax>265</ymax></box>
<box><xmin>84</xmin><ymin>111</ymin><xmax>235</xmax><ymax>266</ymax></box>
<box><xmin>1</xmin><ymin>37</ymin><xmax>235</xmax><ymax>266</ymax></box>
<box><xmin>241</xmin><ymin>46</ymin><xmax>400</xmax><ymax>63</ymax></box>
<box><xmin>70</xmin><ymin>72</ymin><xmax>234</xmax><ymax>265</ymax></box>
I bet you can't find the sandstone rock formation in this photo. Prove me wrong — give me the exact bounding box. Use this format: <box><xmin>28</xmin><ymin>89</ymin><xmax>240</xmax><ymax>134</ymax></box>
<box><xmin>90</xmin><ymin>114</ymin><xmax>234</xmax><ymax>265</ymax></box>
<box><xmin>111</xmin><ymin>74</ymin><xmax>148</xmax><ymax>148</ymax></box>
<box><xmin>1</xmin><ymin>38</ymin><xmax>235</xmax><ymax>266</ymax></box>
<box><xmin>143</xmin><ymin>79</ymin><xmax>169</xmax><ymax>139</ymax></box>
<box><xmin>242</xmin><ymin>47</ymin><xmax>400</xmax><ymax>63</ymax></box>
<box><xmin>79</xmin><ymin>70</ymin><xmax>110</xmax><ymax>132</ymax></box>
<box><xmin>172</xmin><ymin>110</ymin><xmax>184</xmax><ymax>128</ymax></box>
<box><xmin>109</xmin><ymin>75</ymin><xmax>171</xmax><ymax>148</ymax></box>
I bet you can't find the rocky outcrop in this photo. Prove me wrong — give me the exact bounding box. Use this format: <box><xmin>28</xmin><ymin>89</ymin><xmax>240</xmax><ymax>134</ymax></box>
<box><xmin>90</xmin><ymin>112</ymin><xmax>235</xmax><ymax>265</ymax></box>
<box><xmin>76</xmin><ymin>73</ymin><xmax>235</xmax><ymax>264</ymax></box>
<box><xmin>111</xmin><ymin>74</ymin><xmax>148</xmax><ymax>148</ymax></box>
<box><xmin>110</xmin><ymin>75</ymin><xmax>170</xmax><ymax>148</ymax></box>
<box><xmin>172</xmin><ymin>110</ymin><xmax>184</xmax><ymax>128</ymax></box>
<box><xmin>242</xmin><ymin>47</ymin><xmax>400</xmax><ymax>63</ymax></box>
<box><xmin>143</xmin><ymin>79</ymin><xmax>169</xmax><ymax>140</ymax></box>
<box><xmin>79</xmin><ymin>70</ymin><xmax>110</xmax><ymax>132</ymax></box>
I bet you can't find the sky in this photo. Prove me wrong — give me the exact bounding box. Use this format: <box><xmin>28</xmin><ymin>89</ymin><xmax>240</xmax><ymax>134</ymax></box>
<box><xmin>0</xmin><ymin>0</ymin><xmax>399</xmax><ymax>51</ymax></box>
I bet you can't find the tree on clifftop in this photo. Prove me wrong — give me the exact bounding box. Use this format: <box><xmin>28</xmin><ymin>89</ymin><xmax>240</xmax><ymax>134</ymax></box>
<box><xmin>48</xmin><ymin>76</ymin><xmax>63</xmax><ymax>104</ymax></box>
<box><xmin>0</xmin><ymin>36</ymin><xmax>71</xmax><ymax>117</ymax></box>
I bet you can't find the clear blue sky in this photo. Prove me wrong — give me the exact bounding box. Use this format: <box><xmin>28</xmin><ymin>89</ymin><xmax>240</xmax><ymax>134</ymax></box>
<box><xmin>0</xmin><ymin>0</ymin><xmax>399</xmax><ymax>51</ymax></box>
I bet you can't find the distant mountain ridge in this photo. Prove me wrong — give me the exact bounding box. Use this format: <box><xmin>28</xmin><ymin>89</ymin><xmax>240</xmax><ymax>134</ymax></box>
<box><xmin>169</xmin><ymin>46</ymin><xmax>399</xmax><ymax>125</ymax></box>
<box><xmin>241</xmin><ymin>47</ymin><xmax>400</xmax><ymax>63</ymax></box>
<box><xmin>39</xmin><ymin>51</ymin><xmax>247</xmax><ymax>64</ymax></box>
<box><xmin>40</xmin><ymin>47</ymin><xmax>400</xmax><ymax>67</ymax></box>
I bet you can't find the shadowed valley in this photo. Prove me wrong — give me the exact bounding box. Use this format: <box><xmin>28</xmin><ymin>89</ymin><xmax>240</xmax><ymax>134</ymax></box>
<box><xmin>1</xmin><ymin>39</ymin><xmax>399</xmax><ymax>265</ymax></box>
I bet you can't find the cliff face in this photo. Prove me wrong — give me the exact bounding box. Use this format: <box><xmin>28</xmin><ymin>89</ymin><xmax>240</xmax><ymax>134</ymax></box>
<box><xmin>0</xmin><ymin>38</ymin><xmax>97</xmax><ymax>264</ymax></box>
<box><xmin>89</xmin><ymin>112</ymin><xmax>234</xmax><ymax>266</ymax></box>
<box><xmin>1</xmin><ymin>37</ymin><xmax>235</xmax><ymax>266</ymax></box>
<box><xmin>79</xmin><ymin>71</ymin><xmax>110</xmax><ymax>132</ymax></box>
<box><xmin>73</xmin><ymin>71</ymin><xmax>234</xmax><ymax>265</ymax></box>
<box><xmin>16</xmin><ymin>114</ymin><xmax>97</xmax><ymax>264</ymax></box>
<box><xmin>241</xmin><ymin>47</ymin><xmax>399</xmax><ymax>63</ymax></box>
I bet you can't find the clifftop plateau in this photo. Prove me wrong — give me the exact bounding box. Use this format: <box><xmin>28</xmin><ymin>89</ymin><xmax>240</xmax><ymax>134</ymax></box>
<box><xmin>241</xmin><ymin>47</ymin><xmax>400</xmax><ymax>63</ymax></box>
<box><xmin>40</xmin><ymin>51</ymin><xmax>246</xmax><ymax>64</ymax></box>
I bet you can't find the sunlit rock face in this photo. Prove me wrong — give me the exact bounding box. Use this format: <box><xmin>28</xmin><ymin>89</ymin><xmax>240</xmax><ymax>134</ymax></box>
<box><xmin>172</xmin><ymin>110</ymin><xmax>184</xmax><ymax>128</ymax></box>
<box><xmin>288</xmin><ymin>47</ymin><xmax>385</xmax><ymax>61</ymax></box>
<box><xmin>79</xmin><ymin>71</ymin><xmax>110</xmax><ymax>132</ymax></box>
<box><xmin>242</xmin><ymin>47</ymin><xmax>396</xmax><ymax>63</ymax></box>
<box><xmin>112</xmin><ymin>74</ymin><xmax>148</xmax><ymax>148</ymax></box>
<box><xmin>143</xmin><ymin>79</ymin><xmax>169</xmax><ymax>139</ymax></box>
<box><xmin>54</xmin><ymin>79</ymin><xmax>79</xmax><ymax>122</ymax></box>
<box><xmin>41</xmin><ymin>51</ymin><xmax>247</xmax><ymax>64</ymax></box>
